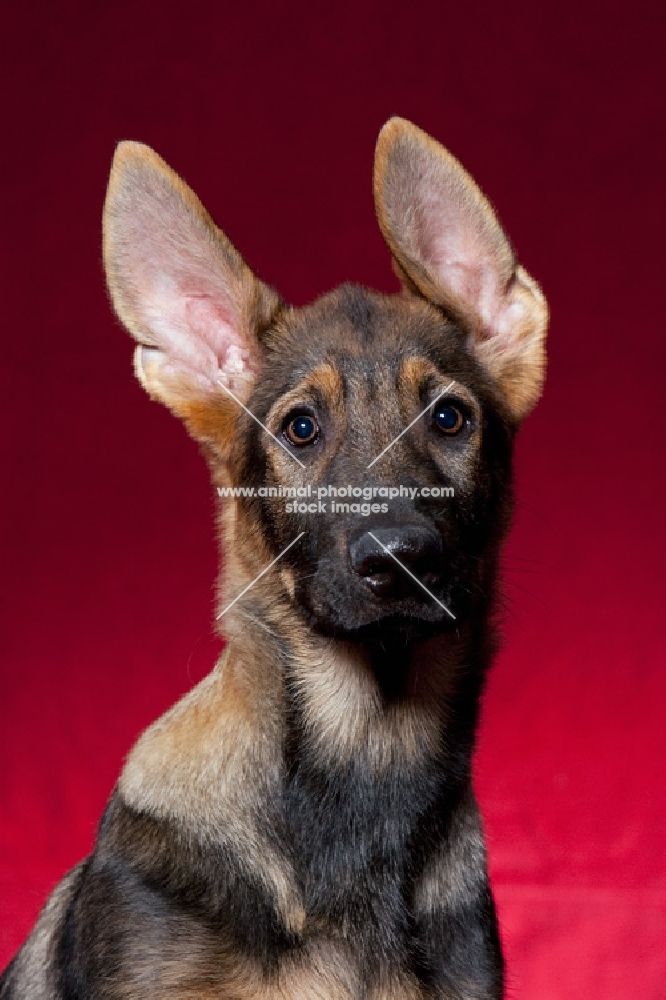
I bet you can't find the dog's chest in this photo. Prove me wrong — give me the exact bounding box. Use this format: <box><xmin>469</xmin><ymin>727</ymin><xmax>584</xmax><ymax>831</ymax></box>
<box><xmin>283</xmin><ymin>757</ymin><xmax>442</xmax><ymax>957</ymax></box>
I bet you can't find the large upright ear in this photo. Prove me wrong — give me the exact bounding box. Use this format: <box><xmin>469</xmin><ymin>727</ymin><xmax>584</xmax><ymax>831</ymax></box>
<box><xmin>103</xmin><ymin>142</ymin><xmax>280</xmax><ymax>443</ymax></box>
<box><xmin>373</xmin><ymin>118</ymin><xmax>548</xmax><ymax>422</ymax></box>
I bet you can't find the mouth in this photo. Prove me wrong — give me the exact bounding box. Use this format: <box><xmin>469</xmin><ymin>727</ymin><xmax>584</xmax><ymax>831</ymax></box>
<box><xmin>302</xmin><ymin>583</ymin><xmax>462</xmax><ymax>643</ymax></box>
<box><xmin>290</xmin><ymin>534</ymin><xmax>474</xmax><ymax>642</ymax></box>
<box><xmin>340</xmin><ymin>611</ymin><xmax>456</xmax><ymax>644</ymax></box>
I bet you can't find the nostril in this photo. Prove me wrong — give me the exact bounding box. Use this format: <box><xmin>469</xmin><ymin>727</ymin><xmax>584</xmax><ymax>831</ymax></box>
<box><xmin>359</xmin><ymin>567</ymin><xmax>397</xmax><ymax>598</ymax></box>
<box><xmin>349</xmin><ymin>526</ymin><xmax>443</xmax><ymax>599</ymax></box>
<box><xmin>365</xmin><ymin>560</ymin><xmax>389</xmax><ymax>577</ymax></box>
<box><xmin>353</xmin><ymin>553</ymin><xmax>399</xmax><ymax>596</ymax></box>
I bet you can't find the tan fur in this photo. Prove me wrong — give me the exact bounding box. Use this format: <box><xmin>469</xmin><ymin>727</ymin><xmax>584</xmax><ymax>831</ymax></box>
<box><xmin>285</xmin><ymin>631</ymin><xmax>459</xmax><ymax>771</ymax></box>
<box><xmin>398</xmin><ymin>356</ymin><xmax>482</xmax><ymax>485</ymax></box>
<box><xmin>119</xmin><ymin>644</ymin><xmax>305</xmax><ymax>935</ymax></box>
<box><xmin>473</xmin><ymin>264</ymin><xmax>548</xmax><ymax>423</ymax></box>
<box><xmin>134</xmin><ymin>347</ymin><xmax>241</xmax><ymax>449</ymax></box>
<box><xmin>367</xmin><ymin>974</ymin><xmax>427</xmax><ymax>1000</ymax></box>
<box><xmin>413</xmin><ymin>788</ymin><xmax>487</xmax><ymax>920</ymax></box>
<box><xmin>217</xmin><ymin>498</ymin><xmax>282</xmax><ymax>613</ymax></box>
<box><xmin>262</xmin><ymin>361</ymin><xmax>347</xmax><ymax>482</ymax></box>
<box><xmin>116</xmin><ymin>934</ymin><xmax>432</xmax><ymax>1000</ymax></box>
<box><xmin>115</xmin><ymin>935</ymin><xmax>357</xmax><ymax>1000</ymax></box>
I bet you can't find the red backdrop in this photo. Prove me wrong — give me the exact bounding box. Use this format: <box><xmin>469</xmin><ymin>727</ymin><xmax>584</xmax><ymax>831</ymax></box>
<box><xmin>1</xmin><ymin>2</ymin><xmax>665</xmax><ymax>996</ymax></box>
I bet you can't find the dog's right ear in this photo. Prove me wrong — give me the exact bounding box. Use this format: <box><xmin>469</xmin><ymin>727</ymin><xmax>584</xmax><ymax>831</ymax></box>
<box><xmin>103</xmin><ymin>142</ymin><xmax>281</xmax><ymax>445</ymax></box>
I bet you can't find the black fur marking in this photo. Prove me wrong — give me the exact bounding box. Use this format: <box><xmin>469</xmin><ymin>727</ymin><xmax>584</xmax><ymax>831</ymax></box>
<box><xmin>102</xmin><ymin>793</ymin><xmax>298</xmax><ymax>961</ymax></box>
<box><xmin>281</xmin><ymin>650</ymin><xmax>497</xmax><ymax>989</ymax></box>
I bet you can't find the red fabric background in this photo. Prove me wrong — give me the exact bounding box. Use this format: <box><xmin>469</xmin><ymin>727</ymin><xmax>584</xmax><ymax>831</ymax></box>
<box><xmin>1</xmin><ymin>2</ymin><xmax>665</xmax><ymax>995</ymax></box>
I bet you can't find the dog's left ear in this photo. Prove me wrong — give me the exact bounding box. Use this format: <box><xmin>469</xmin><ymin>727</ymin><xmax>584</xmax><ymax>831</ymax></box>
<box><xmin>374</xmin><ymin>118</ymin><xmax>548</xmax><ymax>422</ymax></box>
<box><xmin>103</xmin><ymin>141</ymin><xmax>281</xmax><ymax>446</ymax></box>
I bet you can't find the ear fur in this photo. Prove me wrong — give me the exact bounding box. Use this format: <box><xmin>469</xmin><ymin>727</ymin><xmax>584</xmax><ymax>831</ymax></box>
<box><xmin>374</xmin><ymin>117</ymin><xmax>548</xmax><ymax>422</ymax></box>
<box><xmin>102</xmin><ymin>142</ymin><xmax>280</xmax><ymax>442</ymax></box>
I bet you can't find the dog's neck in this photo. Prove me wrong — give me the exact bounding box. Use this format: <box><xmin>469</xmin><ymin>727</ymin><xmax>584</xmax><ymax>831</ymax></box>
<box><xmin>117</xmin><ymin>592</ymin><xmax>494</xmax><ymax>937</ymax></box>
<box><xmin>120</xmin><ymin>569</ymin><xmax>496</xmax><ymax>836</ymax></box>
<box><xmin>223</xmin><ymin>594</ymin><xmax>494</xmax><ymax>782</ymax></box>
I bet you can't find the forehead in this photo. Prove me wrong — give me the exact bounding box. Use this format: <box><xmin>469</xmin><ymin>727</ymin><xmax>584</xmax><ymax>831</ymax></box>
<box><xmin>259</xmin><ymin>283</ymin><xmax>483</xmax><ymax>398</ymax></box>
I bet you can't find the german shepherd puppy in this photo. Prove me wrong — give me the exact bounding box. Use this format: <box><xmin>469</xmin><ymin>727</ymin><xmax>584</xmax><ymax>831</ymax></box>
<box><xmin>0</xmin><ymin>118</ymin><xmax>547</xmax><ymax>999</ymax></box>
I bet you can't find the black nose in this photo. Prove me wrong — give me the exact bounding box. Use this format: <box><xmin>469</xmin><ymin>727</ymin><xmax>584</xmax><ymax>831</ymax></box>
<box><xmin>349</xmin><ymin>526</ymin><xmax>443</xmax><ymax>598</ymax></box>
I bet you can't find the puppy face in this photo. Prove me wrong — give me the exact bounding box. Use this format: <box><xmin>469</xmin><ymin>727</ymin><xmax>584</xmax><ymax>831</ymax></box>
<box><xmin>102</xmin><ymin>118</ymin><xmax>547</xmax><ymax>642</ymax></box>
<box><xmin>229</xmin><ymin>285</ymin><xmax>513</xmax><ymax>639</ymax></box>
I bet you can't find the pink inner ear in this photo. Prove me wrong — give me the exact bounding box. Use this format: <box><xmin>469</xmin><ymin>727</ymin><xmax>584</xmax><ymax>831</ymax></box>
<box><xmin>493</xmin><ymin>278</ymin><xmax>538</xmax><ymax>349</ymax></box>
<box><xmin>416</xmin><ymin>194</ymin><xmax>507</xmax><ymax>339</ymax></box>
<box><xmin>183</xmin><ymin>295</ymin><xmax>254</xmax><ymax>383</ymax></box>
<box><xmin>140</xmin><ymin>274</ymin><xmax>256</xmax><ymax>392</ymax></box>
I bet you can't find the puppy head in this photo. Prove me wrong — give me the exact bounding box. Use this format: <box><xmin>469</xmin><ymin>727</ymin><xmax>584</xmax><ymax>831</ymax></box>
<box><xmin>102</xmin><ymin>121</ymin><xmax>547</xmax><ymax>639</ymax></box>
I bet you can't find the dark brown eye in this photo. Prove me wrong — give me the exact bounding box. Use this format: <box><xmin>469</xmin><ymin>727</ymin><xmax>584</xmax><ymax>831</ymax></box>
<box><xmin>433</xmin><ymin>404</ymin><xmax>465</xmax><ymax>435</ymax></box>
<box><xmin>285</xmin><ymin>413</ymin><xmax>319</xmax><ymax>446</ymax></box>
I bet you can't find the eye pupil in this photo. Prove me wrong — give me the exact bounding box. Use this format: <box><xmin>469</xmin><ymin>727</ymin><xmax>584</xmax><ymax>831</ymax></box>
<box><xmin>434</xmin><ymin>405</ymin><xmax>464</xmax><ymax>434</ymax></box>
<box><xmin>293</xmin><ymin>417</ymin><xmax>314</xmax><ymax>439</ymax></box>
<box><xmin>285</xmin><ymin>414</ymin><xmax>319</xmax><ymax>445</ymax></box>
